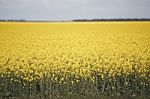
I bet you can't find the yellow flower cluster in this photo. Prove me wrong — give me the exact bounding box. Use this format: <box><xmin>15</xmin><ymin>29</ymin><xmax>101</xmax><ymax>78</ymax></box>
<box><xmin>0</xmin><ymin>22</ymin><xmax>150</xmax><ymax>96</ymax></box>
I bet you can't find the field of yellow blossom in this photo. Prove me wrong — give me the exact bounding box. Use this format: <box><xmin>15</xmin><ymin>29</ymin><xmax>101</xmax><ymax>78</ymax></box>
<box><xmin>0</xmin><ymin>22</ymin><xmax>150</xmax><ymax>99</ymax></box>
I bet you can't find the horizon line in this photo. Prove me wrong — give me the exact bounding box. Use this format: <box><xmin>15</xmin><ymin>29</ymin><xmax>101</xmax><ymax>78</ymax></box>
<box><xmin>1</xmin><ymin>18</ymin><xmax>150</xmax><ymax>22</ymax></box>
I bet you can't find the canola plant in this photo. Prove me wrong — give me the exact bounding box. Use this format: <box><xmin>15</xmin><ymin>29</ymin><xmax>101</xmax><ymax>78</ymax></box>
<box><xmin>0</xmin><ymin>22</ymin><xmax>150</xmax><ymax>98</ymax></box>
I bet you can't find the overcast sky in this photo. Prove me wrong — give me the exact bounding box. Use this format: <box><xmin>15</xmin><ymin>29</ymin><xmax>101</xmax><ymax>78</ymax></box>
<box><xmin>0</xmin><ymin>0</ymin><xmax>150</xmax><ymax>21</ymax></box>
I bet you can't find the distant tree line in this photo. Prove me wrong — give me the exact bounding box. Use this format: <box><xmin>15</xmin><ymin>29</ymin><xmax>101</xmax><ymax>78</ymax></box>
<box><xmin>0</xmin><ymin>19</ymin><xmax>26</xmax><ymax>22</ymax></box>
<box><xmin>73</xmin><ymin>18</ymin><xmax>150</xmax><ymax>22</ymax></box>
<box><xmin>0</xmin><ymin>18</ymin><xmax>150</xmax><ymax>22</ymax></box>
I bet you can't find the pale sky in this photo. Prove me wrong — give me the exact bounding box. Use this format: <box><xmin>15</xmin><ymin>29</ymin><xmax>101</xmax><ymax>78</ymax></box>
<box><xmin>0</xmin><ymin>0</ymin><xmax>150</xmax><ymax>21</ymax></box>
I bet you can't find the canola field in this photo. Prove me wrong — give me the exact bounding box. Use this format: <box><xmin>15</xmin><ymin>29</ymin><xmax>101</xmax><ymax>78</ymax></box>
<box><xmin>0</xmin><ymin>22</ymin><xmax>150</xmax><ymax>98</ymax></box>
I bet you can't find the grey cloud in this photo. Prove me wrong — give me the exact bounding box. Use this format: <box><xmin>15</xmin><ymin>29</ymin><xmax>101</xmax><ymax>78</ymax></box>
<box><xmin>0</xmin><ymin>0</ymin><xmax>150</xmax><ymax>20</ymax></box>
